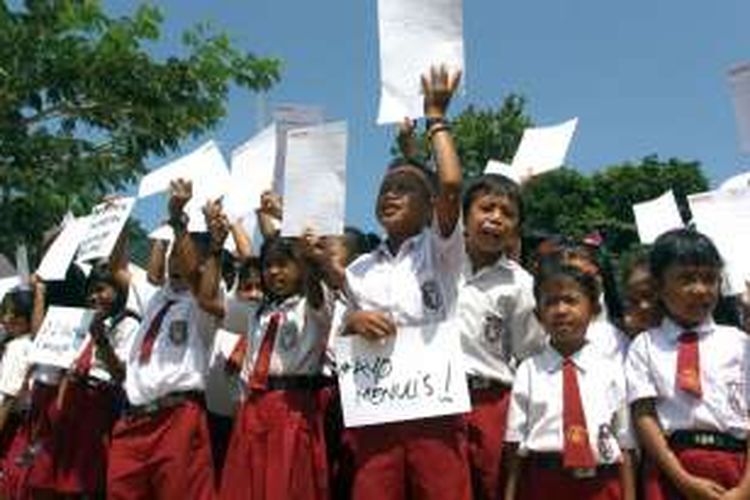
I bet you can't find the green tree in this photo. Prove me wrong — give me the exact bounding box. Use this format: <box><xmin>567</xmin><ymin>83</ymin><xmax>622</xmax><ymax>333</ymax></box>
<box><xmin>0</xmin><ymin>0</ymin><xmax>281</xmax><ymax>262</ymax></box>
<box><xmin>392</xmin><ymin>94</ymin><xmax>533</xmax><ymax>180</ymax></box>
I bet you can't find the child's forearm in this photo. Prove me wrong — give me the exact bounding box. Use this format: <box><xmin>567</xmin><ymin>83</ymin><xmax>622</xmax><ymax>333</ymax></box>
<box><xmin>430</xmin><ymin>127</ymin><xmax>462</xmax><ymax>237</ymax></box>
<box><xmin>620</xmin><ymin>450</ymin><xmax>636</xmax><ymax>500</ymax></box>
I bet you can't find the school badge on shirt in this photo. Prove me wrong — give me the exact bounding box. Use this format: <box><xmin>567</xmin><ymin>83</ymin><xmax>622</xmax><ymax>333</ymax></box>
<box><xmin>597</xmin><ymin>423</ymin><xmax>616</xmax><ymax>463</ymax></box>
<box><xmin>279</xmin><ymin>320</ymin><xmax>299</xmax><ymax>351</ymax></box>
<box><xmin>420</xmin><ymin>279</ymin><xmax>443</xmax><ymax>314</ymax></box>
<box><xmin>168</xmin><ymin>320</ymin><xmax>188</xmax><ymax>345</ymax></box>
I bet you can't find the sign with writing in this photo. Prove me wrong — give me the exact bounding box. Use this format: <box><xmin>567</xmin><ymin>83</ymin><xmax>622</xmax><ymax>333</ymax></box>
<box><xmin>335</xmin><ymin>321</ymin><xmax>470</xmax><ymax>428</ymax></box>
<box><xmin>30</xmin><ymin>306</ymin><xmax>94</xmax><ymax>368</ymax></box>
<box><xmin>76</xmin><ymin>197</ymin><xmax>136</xmax><ymax>263</ymax></box>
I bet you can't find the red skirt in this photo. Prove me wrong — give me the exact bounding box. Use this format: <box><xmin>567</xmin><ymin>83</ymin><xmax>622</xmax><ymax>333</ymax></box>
<box><xmin>27</xmin><ymin>379</ymin><xmax>116</xmax><ymax>494</ymax></box>
<box><xmin>0</xmin><ymin>413</ymin><xmax>32</xmax><ymax>500</ymax></box>
<box><xmin>465</xmin><ymin>386</ymin><xmax>511</xmax><ymax>500</ymax></box>
<box><xmin>643</xmin><ymin>446</ymin><xmax>746</xmax><ymax>499</ymax></box>
<box><xmin>219</xmin><ymin>389</ymin><xmax>327</xmax><ymax>500</ymax></box>
<box><xmin>517</xmin><ymin>458</ymin><xmax>623</xmax><ymax>500</ymax></box>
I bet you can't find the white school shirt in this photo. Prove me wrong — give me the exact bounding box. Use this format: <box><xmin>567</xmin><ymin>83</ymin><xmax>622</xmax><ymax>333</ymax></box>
<box><xmin>239</xmin><ymin>293</ymin><xmax>333</xmax><ymax>384</ymax></box>
<box><xmin>458</xmin><ymin>256</ymin><xmax>545</xmax><ymax>385</ymax></box>
<box><xmin>344</xmin><ymin>221</ymin><xmax>464</xmax><ymax>326</ymax></box>
<box><xmin>70</xmin><ymin>314</ymin><xmax>140</xmax><ymax>383</ymax></box>
<box><xmin>586</xmin><ymin>314</ymin><xmax>630</xmax><ymax>365</ymax></box>
<box><xmin>0</xmin><ymin>334</ymin><xmax>34</xmax><ymax>410</ymax></box>
<box><xmin>506</xmin><ymin>341</ymin><xmax>635</xmax><ymax>464</ymax></box>
<box><xmin>321</xmin><ymin>293</ymin><xmax>349</xmax><ymax>377</ymax></box>
<box><xmin>205</xmin><ymin>296</ymin><xmax>257</xmax><ymax>416</ymax></box>
<box><xmin>123</xmin><ymin>286</ymin><xmax>220</xmax><ymax>406</ymax></box>
<box><xmin>626</xmin><ymin>317</ymin><xmax>750</xmax><ymax>440</ymax></box>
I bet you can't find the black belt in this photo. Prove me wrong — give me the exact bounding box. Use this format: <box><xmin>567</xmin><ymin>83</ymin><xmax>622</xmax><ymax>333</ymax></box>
<box><xmin>122</xmin><ymin>391</ymin><xmax>203</xmax><ymax>419</ymax></box>
<box><xmin>70</xmin><ymin>374</ymin><xmax>113</xmax><ymax>389</ymax></box>
<box><xmin>669</xmin><ymin>430</ymin><xmax>747</xmax><ymax>453</ymax></box>
<box><xmin>264</xmin><ymin>375</ymin><xmax>335</xmax><ymax>391</ymax></box>
<box><xmin>525</xmin><ymin>453</ymin><xmax>619</xmax><ymax>480</ymax></box>
<box><xmin>467</xmin><ymin>375</ymin><xmax>510</xmax><ymax>392</ymax></box>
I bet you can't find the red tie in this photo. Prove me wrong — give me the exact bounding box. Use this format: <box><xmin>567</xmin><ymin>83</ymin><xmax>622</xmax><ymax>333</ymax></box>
<box><xmin>139</xmin><ymin>300</ymin><xmax>176</xmax><ymax>364</ymax></box>
<box><xmin>224</xmin><ymin>336</ymin><xmax>248</xmax><ymax>376</ymax></box>
<box><xmin>562</xmin><ymin>358</ymin><xmax>597</xmax><ymax>469</ymax></box>
<box><xmin>677</xmin><ymin>332</ymin><xmax>702</xmax><ymax>398</ymax></box>
<box><xmin>248</xmin><ymin>312</ymin><xmax>282</xmax><ymax>391</ymax></box>
<box><xmin>73</xmin><ymin>339</ymin><xmax>95</xmax><ymax>376</ymax></box>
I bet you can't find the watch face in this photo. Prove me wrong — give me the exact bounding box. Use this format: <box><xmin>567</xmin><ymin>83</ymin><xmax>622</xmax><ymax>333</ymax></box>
<box><xmin>168</xmin><ymin>320</ymin><xmax>188</xmax><ymax>346</ymax></box>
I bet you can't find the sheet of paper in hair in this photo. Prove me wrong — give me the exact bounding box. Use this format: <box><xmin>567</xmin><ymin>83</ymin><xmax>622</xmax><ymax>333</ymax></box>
<box><xmin>137</xmin><ymin>140</ymin><xmax>230</xmax><ymax>232</ymax></box>
<box><xmin>728</xmin><ymin>62</ymin><xmax>750</xmax><ymax>154</ymax></box>
<box><xmin>688</xmin><ymin>187</ymin><xmax>750</xmax><ymax>295</ymax></box>
<box><xmin>281</xmin><ymin>121</ymin><xmax>347</xmax><ymax>237</ymax></box>
<box><xmin>30</xmin><ymin>306</ymin><xmax>95</xmax><ymax>368</ymax></box>
<box><xmin>76</xmin><ymin>197</ymin><xmax>136</xmax><ymax>263</ymax></box>
<box><xmin>512</xmin><ymin>118</ymin><xmax>578</xmax><ymax>178</ymax></box>
<box><xmin>272</xmin><ymin>103</ymin><xmax>325</xmax><ymax>195</ymax></box>
<box><xmin>376</xmin><ymin>0</ymin><xmax>464</xmax><ymax>124</ymax></box>
<box><xmin>36</xmin><ymin>215</ymin><xmax>92</xmax><ymax>281</ymax></box>
<box><xmin>336</xmin><ymin>319</ymin><xmax>471</xmax><ymax>427</ymax></box>
<box><xmin>632</xmin><ymin>190</ymin><xmax>684</xmax><ymax>244</ymax></box>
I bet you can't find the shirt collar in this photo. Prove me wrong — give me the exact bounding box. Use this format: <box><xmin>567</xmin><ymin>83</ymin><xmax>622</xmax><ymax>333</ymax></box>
<box><xmin>462</xmin><ymin>254</ymin><xmax>514</xmax><ymax>282</ymax></box>
<box><xmin>541</xmin><ymin>339</ymin><xmax>595</xmax><ymax>374</ymax></box>
<box><xmin>659</xmin><ymin>316</ymin><xmax>716</xmax><ymax>343</ymax></box>
<box><xmin>375</xmin><ymin>229</ymin><xmax>427</xmax><ymax>261</ymax></box>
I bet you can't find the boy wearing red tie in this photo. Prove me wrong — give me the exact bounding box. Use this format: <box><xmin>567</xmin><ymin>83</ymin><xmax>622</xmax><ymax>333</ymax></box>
<box><xmin>107</xmin><ymin>180</ymin><xmax>227</xmax><ymax>500</ymax></box>
<box><xmin>504</xmin><ymin>262</ymin><xmax>636</xmax><ymax>500</ymax></box>
<box><xmin>627</xmin><ymin>229</ymin><xmax>750</xmax><ymax>500</ymax></box>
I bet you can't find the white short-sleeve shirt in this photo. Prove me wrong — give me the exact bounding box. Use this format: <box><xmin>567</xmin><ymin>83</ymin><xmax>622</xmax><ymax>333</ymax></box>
<box><xmin>587</xmin><ymin>314</ymin><xmax>631</xmax><ymax>365</ymax></box>
<box><xmin>239</xmin><ymin>294</ymin><xmax>332</xmax><ymax>383</ymax></box>
<box><xmin>506</xmin><ymin>341</ymin><xmax>634</xmax><ymax>464</ymax></box>
<box><xmin>0</xmin><ymin>334</ymin><xmax>34</xmax><ymax>409</ymax></box>
<box><xmin>458</xmin><ymin>257</ymin><xmax>545</xmax><ymax>385</ymax></box>
<box><xmin>626</xmin><ymin>318</ymin><xmax>750</xmax><ymax>440</ymax></box>
<box><xmin>71</xmin><ymin>313</ymin><xmax>140</xmax><ymax>383</ymax></box>
<box><xmin>344</xmin><ymin>221</ymin><xmax>464</xmax><ymax>326</ymax></box>
<box><xmin>123</xmin><ymin>286</ymin><xmax>220</xmax><ymax>406</ymax></box>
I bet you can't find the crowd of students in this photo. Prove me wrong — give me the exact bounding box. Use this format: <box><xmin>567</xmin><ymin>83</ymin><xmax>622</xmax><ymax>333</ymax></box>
<box><xmin>0</xmin><ymin>66</ymin><xmax>748</xmax><ymax>500</ymax></box>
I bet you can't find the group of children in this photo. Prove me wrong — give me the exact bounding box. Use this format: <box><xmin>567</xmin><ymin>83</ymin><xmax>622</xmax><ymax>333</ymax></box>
<box><xmin>0</xmin><ymin>65</ymin><xmax>748</xmax><ymax>500</ymax></box>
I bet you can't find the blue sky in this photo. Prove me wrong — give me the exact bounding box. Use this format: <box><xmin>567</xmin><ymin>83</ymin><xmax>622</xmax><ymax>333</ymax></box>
<box><xmin>110</xmin><ymin>0</ymin><xmax>750</xmax><ymax>234</ymax></box>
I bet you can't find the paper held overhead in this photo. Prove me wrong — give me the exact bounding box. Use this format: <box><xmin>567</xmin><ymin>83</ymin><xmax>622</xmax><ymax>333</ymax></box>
<box><xmin>225</xmin><ymin>124</ymin><xmax>278</xmax><ymax>221</ymax></box>
<box><xmin>272</xmin><ymin>103</ymin><xmax>325</xmax><ymax>195</ymax></box>
<box><xmin>137</xmin><ymin>140</ymin><xmax>230</xmax><ymax>201</ymax></box>
<box><xmin>512</xmin><ymin>118</ymin><xmax>578</xmax><ymax>178</ymax></box>
<box><xmin>483</xmin><ymin>160</ymin><xmax>519</xmax><ymax>183</ymax></box>
<box><xmin>0</xmin><ymin>277</ymin><xmax>21</xmax><ymax>303</ymax></box>
<box><xmin>281</xmin><ymin>121</ymin><xmax>347</xmax><ymax>237</ymax></box>
<box><xmin>719</xmin><ymin>170</ymin><xmax>750</xmax><ymax>191</ymax></box>
<box><xmin>728</xmin><ymin>62</ymin><xmax>750</xmax><ymax>154</ymax></box>
<box><xmin>688</xmin><ymin>187</ymin><xmax>750</xmax><ymax>295</ymax></box>
<box><xmin>376</xmin><ymin>0</ymin><xmax>464</xmax><ymax>124</ymax></box>
<box><xmin>76</xmin><ymin>197</ymin><xmax>136</xmax><ymax>263</ymax></box>
<box><xmin>632</xmin><ymin>190</ymin><xmax>684</xmax><ymax>244</ymax></box>
<box><xmin>36</xmin><ymin>215</ymin><xmax>92</xmax><ymax>282</ymax></box>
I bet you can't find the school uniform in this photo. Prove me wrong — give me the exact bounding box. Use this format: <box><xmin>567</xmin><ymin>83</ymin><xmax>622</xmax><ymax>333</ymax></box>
<box><xmin>0</xmin><ymin>334</ymin><xmax>34</xmax><ymax>499</ymax></box>
<box><xmin>506</xmin><ymin>341</ymin><xmax>634</xmax><ymax>500</ymax></box>
<box><xmin>26</xmin><ymin>312</ymin><xmax>138</xmax><ymax>495</ymax></box>
<box><xmin>457</xmin><ymin>256</ymin><xmax>545</xmax><ymax>499</ymax></box>
<box><xmin>343</xmin><ymin>221</ymin><xmax>471</xmax><ymax>500</ymax></box>
<box><xmin>626</xmin><ymin>318</ymin><xmax>750</xmax><ymax>499</ymax></box>
<box><xmin>219</xmin><ymin>293</ymin><xmax>332</xmax><ymax>500</ymax></box>
<box><xmin>107</xmin><ymin>285</ymin><xmax>220</xmax><ymax>500</ymax></box>
<box><xmin>587</xmin><ymin>313</ymin><xmax>630</xmax><ymax>364</ymax></box>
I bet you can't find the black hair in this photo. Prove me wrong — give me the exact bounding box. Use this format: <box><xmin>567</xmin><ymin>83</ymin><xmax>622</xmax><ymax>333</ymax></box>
<box><xmin>533</xmin><ymin>261</ymin><xmax>601</xmax><ymax>308</ymax></box>
<box><xmin>237</xmin><ymin>256</ymin><xmax>262</xmax><ymax>284</ymax></box>
<box><xmin>258</xmin><ymin>236</ymin><xmax>306</xmax><ymax>301</ymax></box>
<box><xmin>221</xmin><ymin>250</ymin><xmax>237</xmax><ymax>291</ymax></box>
<box><xmin>2</xmin><ymin>287</ymin><xmax>34</xmax><ymax>323</ymax></box>
<box><xmin>45</xmin><ymin>263</ymin><xmax>88</xmax><ymax>308</ymax></box>
<box><xmin>85</xmin><ymin>262</ymin><xmax>127</xmax><ymax>318</ymax></box>
<box><xmin>462</xmin><ymin>173</ymin><xmax>523</xmax><ymax>226</ymax></box>
<box><xmin>649</xmin><ymin>228</ymin><xmax>723</xmax><ymax>284</ymax></box>
<box><xmin>619</xmin><ymin>246</ymin><xmax>651</xmax><ymax>287</ymax></box>
<box><xmin>343</xmin><ymin>226</ymin><xmax>381</xmax><ymax>264</ymax></box>
<box><xmin>385</xmin><ymin>159</ymin><xmax>438</xmax><ymax>194</ymax></box>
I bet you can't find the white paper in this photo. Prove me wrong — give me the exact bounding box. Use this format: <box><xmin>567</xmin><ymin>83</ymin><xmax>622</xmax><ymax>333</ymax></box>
<box><xmin>0</xmin><ymin>277</ymin><xmax>21</xmax><ymax>303</ymax></box>
<box><xmin>336</xmin><ymin>320</ymin><xmax>470</xmax><ymax>428</ymax></box>
<box><xmin>76</xmin><ymin>197</ymin><xmax>136</xmax><ymax>263</ymax></box>
<box><xmin>376</xmin><ymin>0</ymin><xmax>465</xmax><ymax>124</ymax></box>
<box><xmin>225</xmin><ymin>124</ymin><xmax>278</xmax><ymax>221</ymax></box>
<box><xmin>728</xmin><ymin>62</ymin><xmax>750</xmax><ymax>154</ymax></box>
<box><xmin>14</xmin><ymin>245</ymin><xmax>29</xmax><ymax>286</ymax></box>
<box><xmin>484</xmin><ymin>160</ymin><xmax>520</xmax><ymax>183</ymax></box>
<box><xmin>688</xmin><ymin>187</ymin><xmax>750</xmax><ymax>295</ymax></box>
<box><xmin>30</xmin><ymin>306</ymin><xmax>94</xmax><ymax>368</ymax></box>
<box><xmin>148</xmin><ymin>224</ymin><xmax>173</xmax><ymax>242</ymax></box>
<box><xmin>281</xmin><ymin>121</ymin><xmax>347</xmax><ymax>237</ymax></box>
<box><xmin>511</xmin><ymin>118</ymin><xmax>578</xmax><ymax>178</ymax></box>
<box><xmin>720</xmin><ymin>170</ymin><xmax>750</xmax><ymax>191</ymax></box>
<box><xmin>273</xmin><ymin>104</ymin><xmax>325</xmax><ymax>194</ymax></box>
<box><xmin>632</xmin><ymin>190</ymin><xmax>684</xmax><ymax>244</ymax></box>
<box><xmin>36</xmin><ymin>216</ymin><xmax>92</xmax><ymax>281</ymax></box>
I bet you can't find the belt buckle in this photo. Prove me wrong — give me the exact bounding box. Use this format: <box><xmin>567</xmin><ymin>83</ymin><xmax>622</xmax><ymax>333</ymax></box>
<box><xmin>571</xmin><ymin>468</ymin><xmax>596</xmax><ymax>479</ymax></box>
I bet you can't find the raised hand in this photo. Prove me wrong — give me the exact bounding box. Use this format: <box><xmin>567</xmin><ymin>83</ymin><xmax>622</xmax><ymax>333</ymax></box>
<box><xmin>421</xmin><ymin>64</ymin><xmax>462</xmax><ymax>119</ymax></box>
<box><xmin>168</xmin><ymin>179</ymin><xmax>193</xmax><ymax>217</ymax></box>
